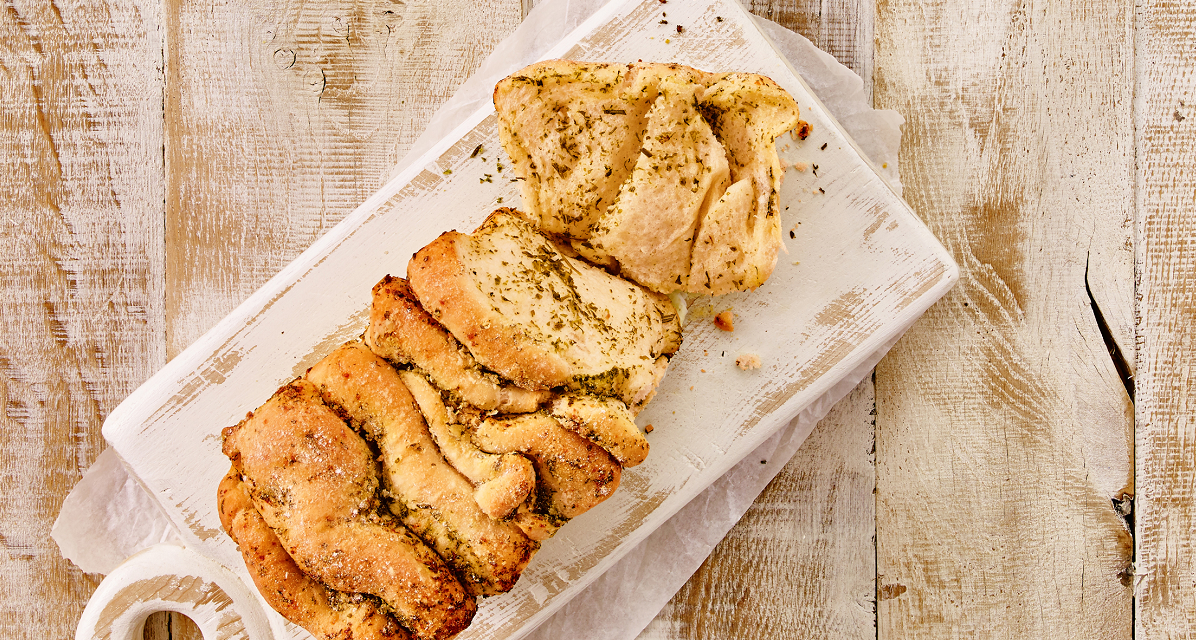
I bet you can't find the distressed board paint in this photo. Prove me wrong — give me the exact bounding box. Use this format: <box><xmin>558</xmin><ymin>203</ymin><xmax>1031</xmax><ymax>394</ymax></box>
<box><xmin>872</xmin><ymin>0</ymin><xmax>1134</xmax><ymax>637</ymax></box>
<box><xmin>1134</xmin><ymin>0</ymin><xmax>1196</xmax><ymax>637</ymax></box>
<box><xmin>0</xmin><ymin>0</ymin><xmax>166</xmax><ymax>636</ymax></box>
<box><xmin>645</xmin><ymin>2</ymin><xmax>878</xmax><ymax>637</ymax></box>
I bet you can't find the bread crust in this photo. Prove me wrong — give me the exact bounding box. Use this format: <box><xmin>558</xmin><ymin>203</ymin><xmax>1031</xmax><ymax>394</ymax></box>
<box><xmin>407</xmin><ymin>209</ymin><xmax>680</xmax><ymax>406</ymax></box>
<box><xmin>217</xmin><ymin>468</ymin><xmax>410</xmax><ymax>640</ymax></box>
<box><xmin>222</xmin><ymin>380</ymin><xmax>475</xmax><ymax>640</ymax></box>
<box><xmin>407</xmin><ymin>219</ymin><xmax>573</xmax><ymax>391</ymax></box>
<box><xmin>366</xmin><ymin>274</ymin><xmax>549</xmax><ymax>412</ymax></box>
<box><xmin>306</xmin><ymin>342</ymin><xmax>538</xmax><ymax>596</ymax></box>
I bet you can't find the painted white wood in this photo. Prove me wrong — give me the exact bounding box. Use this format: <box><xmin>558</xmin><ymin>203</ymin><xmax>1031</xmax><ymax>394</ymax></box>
<box><xmin>96</xmin><ymin>0</ymin><xmax>956</xmax><ymax>638</ymax></box>
<box><xmin>76</xmin><ymin>544</ymin><xmax>273</xmax><ymax>640</ymax></box>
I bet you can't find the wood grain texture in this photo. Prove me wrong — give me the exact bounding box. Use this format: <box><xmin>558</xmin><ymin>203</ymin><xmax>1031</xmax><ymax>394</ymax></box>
<box><xmin>641</xmin><ymin>380</ymin><xmax>876</xmax><ymax>640</ymax></box>
<box><xmin>163</xmin><ymin>0</ymin><xmax>523</xmax><ymax>355</ymax></box>
<box><xmin>1134</xmin><ymin>0</ymin><xmax>1196</xmax><ymax>636</ymax></box>
<box><xmin>0</xmin><ymin>0</ymin><xmax>165</xmax><ymax>636</ymax></box>
<box><xmin>746</xmin><ymin>0</ymin><xmax>875</xmax><ymax>103</ymax></box>
<box><xmin>644</xmin><ymin>3</ymin><xmax>878</xmax><ymax>637</ymax></box>
<box><xmin>872</xmin><ymin>0</ymin><xmax>1134</xmax><ymax>636</ymax></box>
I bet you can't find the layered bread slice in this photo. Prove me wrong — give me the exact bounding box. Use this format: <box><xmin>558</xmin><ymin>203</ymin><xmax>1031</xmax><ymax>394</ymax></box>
<box><xmin>406</xmin><ymin>208</ymin><xmax>682</xmax><ymax>411</ymax></box>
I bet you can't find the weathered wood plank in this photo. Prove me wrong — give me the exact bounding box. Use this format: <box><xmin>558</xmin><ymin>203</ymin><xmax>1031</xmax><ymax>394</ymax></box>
<box><xmin>162</xmin><ymin>0</ymin><xmax>523</xmax><ymax>355</ymax></box>
<box><xmin>1134</xmin><ymin>1</ymin><xmax>1196</xmax><ymax>637</ymax></box>
<box><xmin>0</xmin><ymin>0</ymin><xmax>165</xmax><ymax>635</ymax></box>
<box><xmin>872</xmin><ymin>0</ymin><xmax>1134</xmax><ymax>636</ymax></box>
<box><xmin>746</xmin><ymin>0</ymin><xmax>875</xmax><ymax>103</ymax></box>
<box><xmin>642</xmin><ymin>379</ymin><xmax>876</xmax><ymax>640</ymax></box>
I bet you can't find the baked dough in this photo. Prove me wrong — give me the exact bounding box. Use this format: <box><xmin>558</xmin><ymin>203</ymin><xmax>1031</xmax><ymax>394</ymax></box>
<box><xmin>495</xmin><ymin>60</ymin><xmax>803</xmax><ymax>295</ymax></box>
<box><xmin>406</xmin><ymin>208</ymin><xmax>681</xmax><ymax>410</ymax></box>
<box><xmin>306</xmin><ymin>342</ymin><xmax>538</xmax><ymax>596</ymax></box>
<box><xmin>222</xmin><ymin>380</ymin><xmax>475</xmax><ymax>640</ymax></box>
<box><xmin>217</xmin><ymin>468</ymin><xmax>409</xmax><ymax>640</ymax></box>
<box><xmin>366</xmin><ymin>275</ymin><xmax>548</xmax><ymax>413</ymax></box>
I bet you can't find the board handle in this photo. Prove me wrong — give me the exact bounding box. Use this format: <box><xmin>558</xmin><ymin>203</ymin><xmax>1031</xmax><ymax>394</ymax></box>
<box><xmin>76</xmin><ymin>543</ymin><xmax>274</xmax><ymax>640</ymax></box>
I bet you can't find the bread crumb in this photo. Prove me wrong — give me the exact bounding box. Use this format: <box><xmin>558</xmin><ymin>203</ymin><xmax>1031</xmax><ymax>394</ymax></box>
<box><xmin>793</xmin><ymin>161</ymin><xmax>808</xmax><ymax>172</ymax></box>
<box><xmin>736</xmin><ymin>353</ymin><xmax>762</xmax><ymax>370</ymax></box>
<box><xmin>714</xmin><ymin>310</ymin><xmax>734</xmax><ymax>331</ymax></box>
<box><xmin>644</xmin><ymin>424</ymin><xmax>654</xmax><ymax>433</ymax></box>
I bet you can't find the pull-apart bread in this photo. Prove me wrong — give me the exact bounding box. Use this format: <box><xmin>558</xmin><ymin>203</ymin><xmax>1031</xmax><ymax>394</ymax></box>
<box><xmin>221</xmin><ymin>208</ymin><xmax>679</xmax><ymax>639</ymax></box>
<box><xmin>220</xmin><ymin>59</ymin><xmax>798</xmax><ymax>640</ymax></box>
<box><xmin>495</xmin><ymin>60</ymin><xmax>804</xmax><ymax>295</ymax></box>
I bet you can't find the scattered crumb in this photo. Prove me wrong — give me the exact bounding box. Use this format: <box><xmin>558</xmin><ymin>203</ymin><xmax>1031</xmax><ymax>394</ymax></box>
<box><xmin>796</xmin><ymin>121</ymin><xmax>812</xmax><ymax>139</ymax></box>
<box><xmin>736</xmin><ymin>353</ymin><xmax>762</xmax><ymax>370</ymax></box>
<box><xmin>882</xmin><ymin>162</ymin><xmax>888</xmax><ymax>168</ymax></box>
<box><xmin>665</xmin><ymin>38</ymin><xmax>671</xmax><ymax>43</ymax></box>
<box><xmin>700</xmin><ymin>369</ymin><xmax>706</xmax><ymax>373</ymax></box>
<box><xmin>690</xmin><ymin>386</ymin><xmax>694</xmax><ymax>391</ymax></box>
<box><xmin>714</xmin><ymin>310</ymin><xmax>735</xmax><ymax>331</ymax></box>
<box><xmin>793</xmin><ymin>260</ymin><xmax>801</xmax><ymax>265</ymax></box>
<box><xmin>644</xmin><ymin>424</ymin><xmax>654</xmax><ymax>433</ymax></box>
<box><xmin>793</xmin><ymin>161</ymin><xmax>808</xmax><ymax>172</ymax></box>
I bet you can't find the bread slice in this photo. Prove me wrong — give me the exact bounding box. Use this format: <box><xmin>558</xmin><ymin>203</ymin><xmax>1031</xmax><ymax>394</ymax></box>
<box><xmin>688</xmin><ymin>73</ymin><xmax>802</xmax><ymax>294</ymax></box>
<box><xmin>406</xmin><ymin>208</ymin><xmax>681</xmax><ymax>410</ymax></box>
<box><xmin>306</xmin><ymin>342</ymin><xmax>538</xmax><ymax>596</ymax></box>
<box><xmin>365</xmin><ymin>275</ymin><xmax>548</xmax><ymax>413</ymax></box>
<box><xmin>587</xmin><ymin>73</ymin><xmax>731</xmax><ymax>293</ymax></box>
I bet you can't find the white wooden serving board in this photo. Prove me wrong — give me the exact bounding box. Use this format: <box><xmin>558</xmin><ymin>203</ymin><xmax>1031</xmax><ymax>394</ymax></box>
<box><xmin>100</xmin><ymin>0</ymin><xmax>958</xmax><ymax>638</ymax></box>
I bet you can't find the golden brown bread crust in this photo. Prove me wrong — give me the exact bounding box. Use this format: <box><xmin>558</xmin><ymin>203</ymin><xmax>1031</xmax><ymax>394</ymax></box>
<box><xmin>365</xmin><ymin>275</ymin><xmax>549</xmax><ymax>413</ymax></box>
<box><xmin>473</xmin><ymin>413</ymin><xmax>621</xmax><ymax>520</ymax></box>
<box><xmin>407</xmin><ymin>209</ymin><xmax>681</xmax><ymax>408</ymax></box>
<box><xmin>407</xmin><ymin>221</ymin><xmax>573</xmax><ymax>391</ymax></box>
<box><xmin>222</xmin><ymin>380</ymin><xmax>475</xmax><ymax>640</ymax></box>
<box><xmin>549</xmin><ymin>394</ymin><xmax>648</xmax><ymax>467</ymax></box>
<box><xmin>305</xmin><ymin>342</ymin><xmax>538</xmax><ymax>596</ymax></box>
<box><xmin>217</xmin><ymin>468</ymin><xmax>410</xmax><ymax>640</ymax></box>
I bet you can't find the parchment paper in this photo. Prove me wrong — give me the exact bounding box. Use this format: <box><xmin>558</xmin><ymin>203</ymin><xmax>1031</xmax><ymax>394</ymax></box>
<box><xmin>54</xmin><ymin>1</ymin><xmax>906</xmax><ymax>637</ymax></box>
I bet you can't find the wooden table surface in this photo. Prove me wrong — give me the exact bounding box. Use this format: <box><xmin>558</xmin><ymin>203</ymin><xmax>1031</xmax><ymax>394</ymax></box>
<box><xmin>2</xmin><ymin>0</ymin><xmax>1191</xmax><ymax>637</ymax></box>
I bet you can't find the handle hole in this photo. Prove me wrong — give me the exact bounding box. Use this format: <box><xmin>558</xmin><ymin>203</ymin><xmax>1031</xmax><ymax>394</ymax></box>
<box><xmin>143</xmin><ymin>612</ymin><xmax>203</xmax><ymax>640</ymax></box>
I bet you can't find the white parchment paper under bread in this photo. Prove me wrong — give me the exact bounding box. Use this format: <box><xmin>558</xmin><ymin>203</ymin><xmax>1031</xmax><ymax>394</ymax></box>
<box><xmin>54</xmin><ymin>1</ymin><xmax>907</xmax><ymax>638</ymax></box>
